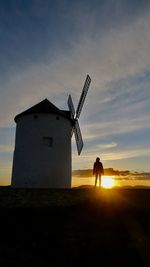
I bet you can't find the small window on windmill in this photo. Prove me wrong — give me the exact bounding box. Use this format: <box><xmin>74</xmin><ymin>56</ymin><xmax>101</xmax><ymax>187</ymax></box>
<box><xmin>43</xmin><ymin>137</ymin><xmax>53</xmax><ymax>147</ymax></box>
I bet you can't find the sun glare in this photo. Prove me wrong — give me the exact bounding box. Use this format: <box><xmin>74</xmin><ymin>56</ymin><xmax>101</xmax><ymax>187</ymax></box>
<box><xmin>101</xmin><ymin>176</ymin><xmax>115</xmax><ymax>188</ymax></box>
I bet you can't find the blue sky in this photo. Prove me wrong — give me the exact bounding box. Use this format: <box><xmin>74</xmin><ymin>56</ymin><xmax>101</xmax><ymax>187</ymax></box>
<box><xmin>0</xmin><ymin>0</ymin><xmax>150</xmax><ymax>185</ymax></box>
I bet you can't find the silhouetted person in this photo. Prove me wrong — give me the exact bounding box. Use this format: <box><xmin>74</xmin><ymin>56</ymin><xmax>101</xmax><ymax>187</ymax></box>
<box><xmin>93</xmin><ymin>157</ymin><xmax>104</xmax><ymax>187</ymax></box>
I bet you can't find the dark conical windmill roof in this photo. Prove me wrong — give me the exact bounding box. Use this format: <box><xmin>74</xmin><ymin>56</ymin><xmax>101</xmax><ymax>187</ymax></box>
<box><xmin>14</xmin><ymin>98</ymin><xmax>71</xmax><ymax>122</ymax></box>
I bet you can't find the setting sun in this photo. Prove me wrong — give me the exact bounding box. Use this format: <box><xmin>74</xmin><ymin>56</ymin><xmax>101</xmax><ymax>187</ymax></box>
<box><xmin>101</xmin><ymin>176</ymin><xmax>115</xmax><ymax>188</ymax></box>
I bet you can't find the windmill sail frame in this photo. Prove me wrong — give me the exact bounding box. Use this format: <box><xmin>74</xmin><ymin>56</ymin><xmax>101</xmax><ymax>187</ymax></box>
<box><xmin>68</xmin><ymin>94</ymin><xmax>75</xmax><ymax>119</ymax></box>
<box><xmin>67</xmin><ymin>74</ymin><xmax>91</xmax><ymax>155</ymax></box>
<box><xmin>76</xmin><ymin>74</ymin><xmax>91</xmax><ymax>119</ymax></box>
<box><xmin>74</xmin><ymin>120</ymin><xmax>83</xmax><ymax>155</ymax></box>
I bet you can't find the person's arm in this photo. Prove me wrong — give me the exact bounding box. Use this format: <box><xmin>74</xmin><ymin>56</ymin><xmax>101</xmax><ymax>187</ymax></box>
<box><xmin>101</xmin><ymin>163</ymin><xmax>104</xmax><ymax>175</ymax></box>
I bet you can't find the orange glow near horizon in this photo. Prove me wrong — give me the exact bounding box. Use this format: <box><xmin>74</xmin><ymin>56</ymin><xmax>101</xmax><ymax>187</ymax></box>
<box><xmin>101</xmin><ymin>176</ymin><xmax>116</xmax><ymax>188</ymax></box>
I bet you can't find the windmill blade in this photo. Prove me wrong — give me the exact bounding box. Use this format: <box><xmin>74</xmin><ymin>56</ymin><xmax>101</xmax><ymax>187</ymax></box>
<box><xmin>67</xmin><ymin>94</ymin><xmax>75</xmax><ymax>119</ymax></box>
<box><xmin>76</xmin><ymin>74</ymin><xmax>91</xmax><ymax>119</ymax></box>
<box><xmin>73</xmin><ymin>120</ymin><xmax>84</xmax><ymax>155</ymax></box>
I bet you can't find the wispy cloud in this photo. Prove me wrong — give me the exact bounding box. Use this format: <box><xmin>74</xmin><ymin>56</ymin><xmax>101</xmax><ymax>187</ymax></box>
<box><xmin>98</xmin><ymin>142</ymin><xmax>118</xmax><ymax>149</ymax></box>
<box><xmin>102</xmin><ymin>147</ymin><xmax>150</xmax><ymax>161</ymax></box>
<box><xmin>81</xmin><ymin>116</ymin><xmax>150</xmax><ymax>142</ymax></box>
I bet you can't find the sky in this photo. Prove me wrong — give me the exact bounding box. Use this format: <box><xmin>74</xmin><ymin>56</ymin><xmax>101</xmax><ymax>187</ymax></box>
<box><xmin>0</xmin><ymin>0</ymin><xmax>150</xmax><ymax>185</ymax></box>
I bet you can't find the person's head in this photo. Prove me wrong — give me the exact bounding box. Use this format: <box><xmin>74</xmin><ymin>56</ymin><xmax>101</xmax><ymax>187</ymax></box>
<box><xmin>96</xmin><ymin>157</ymin><xmax>100</xmax><ymax>162</ymax></box>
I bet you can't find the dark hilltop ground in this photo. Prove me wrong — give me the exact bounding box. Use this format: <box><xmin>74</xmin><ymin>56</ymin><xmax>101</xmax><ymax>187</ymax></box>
<box><xmin>0</xmin><ymin>187</ymin><xmax>150</xmax><ymax>267</ymax></box>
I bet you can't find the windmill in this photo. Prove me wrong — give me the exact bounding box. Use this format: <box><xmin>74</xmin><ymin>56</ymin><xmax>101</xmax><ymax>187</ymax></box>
<box><xmin>11</xmin><ymin>74</ymin><xmax>91</xmax><ymax>188</ymax></box>
<box><xmin>68</xmin><ymin>74</ymin><xmax>91</xmax><ymax>155</ymax></box>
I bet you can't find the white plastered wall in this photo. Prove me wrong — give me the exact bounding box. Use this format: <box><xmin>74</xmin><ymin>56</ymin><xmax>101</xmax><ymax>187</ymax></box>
<box><xmin>11</xmin><ymin>113</ymin><xmax>72</xmax><ymax>188</ymax></box>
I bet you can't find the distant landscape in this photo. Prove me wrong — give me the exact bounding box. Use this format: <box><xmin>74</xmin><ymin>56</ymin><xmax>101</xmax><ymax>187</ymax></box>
<box><xmin>72</xmin><ymin>168</ymin><xmax>150</xmax><ymax>177</ymax></box>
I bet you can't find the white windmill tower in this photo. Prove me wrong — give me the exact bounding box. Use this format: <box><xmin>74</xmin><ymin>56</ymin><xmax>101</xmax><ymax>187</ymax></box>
<box><xmin>11</xmin><ymin>75</ymin><xmax>91</xmax><ymax>188</ymax></box>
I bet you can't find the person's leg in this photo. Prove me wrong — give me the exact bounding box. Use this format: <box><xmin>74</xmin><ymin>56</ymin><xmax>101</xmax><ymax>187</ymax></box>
<box><xmin>99</xmin><ymin>174</ymin><xmax>101</xmax><ymax>187</ymax></box>
<box><xmin>95</xmin><ymin>174</ymin><xmax>98</xmax><ymax>187</ymax></box>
